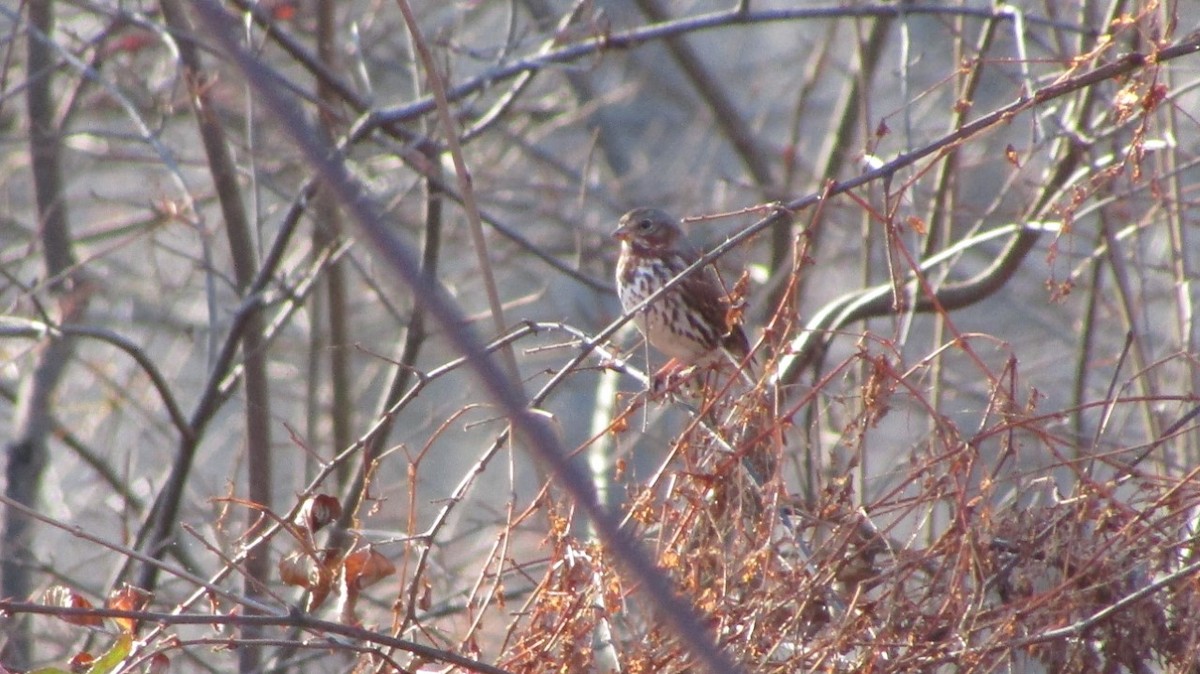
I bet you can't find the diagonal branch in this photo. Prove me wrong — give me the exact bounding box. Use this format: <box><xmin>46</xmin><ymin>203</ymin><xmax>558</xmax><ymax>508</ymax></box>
<box><xmin>189</xmin><ymin>3</ymin><xmax>746</xmax><ymax>672</ymax></box>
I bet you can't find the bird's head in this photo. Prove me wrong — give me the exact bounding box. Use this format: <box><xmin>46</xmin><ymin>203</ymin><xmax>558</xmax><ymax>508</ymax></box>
<box><xmin>613</xmin><ymin>208</ymin><xmax>681</xmax><ymax>251</ymax></box>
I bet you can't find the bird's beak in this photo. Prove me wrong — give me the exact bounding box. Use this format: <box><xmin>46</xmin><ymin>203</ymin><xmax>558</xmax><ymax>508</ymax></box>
<box><xmin>612</xmin><ymin>224</ymin><xmax>630</xmax><ymax>241</ymax></box>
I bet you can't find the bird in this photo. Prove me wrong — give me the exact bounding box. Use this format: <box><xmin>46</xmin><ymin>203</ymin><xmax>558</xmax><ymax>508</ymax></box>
<box><xmin>613</xmin><ymin>207</ymin><xmax>750</xmax><ymax>378</ymax></box>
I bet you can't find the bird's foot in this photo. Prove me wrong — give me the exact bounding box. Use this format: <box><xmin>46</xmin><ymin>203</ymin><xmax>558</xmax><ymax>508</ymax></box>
<box><xmin>651</xmin><ymin>359</ymin><xmax>686</xmax><ymax>397</ymax></box>
<box><xmin>651</xmin><ymin>360</ymin><xmax>704</xmax><ymax>398</ymax></box>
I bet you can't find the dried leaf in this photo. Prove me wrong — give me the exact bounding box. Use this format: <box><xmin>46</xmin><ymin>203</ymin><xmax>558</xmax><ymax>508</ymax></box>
<box><xmin>107</xmin><ymin>584</ymin><xmax>152</xmax><ymax>635</ymax></box>
<box><xmin>295</xmin><ymin>494</ymin><xmax>342</xmax><ymax>534</ymax></box>
<box><xmin>68</xmin><ymin>652</ymin><xmax>94</xmax><ymax>673</ymax></box>
<box><xmin>306</xmin><ymin>549</ymin><xmax>341</xmax><ymax>612</ymax></box>
<box><xmin>1005</xmin><ymin>144</ymin><xmax>1021</xmax><ymax>167</ymax></box>
<box><xmin>418</xmin><ymin>579</ymin><xmax>432</xmax><ymax>611</ymax></box>
<box><xmin>279</xmin><ymin>551</ymin><xmax>312</xmax><ymax>588</ymax></box>
<box><xmin>343</xmin><ymin>547</ymin><xmax>395</xmax><ymax>590</ymax></box>
<box><xmin>145</xmin><ymin>652</ymin><xmax>170</xmax><ymax>674</ymax></box>
<box><xmin>41</xmin><ymin>586</ymin><xmax>102</xmax><ymax>628</ymax></box>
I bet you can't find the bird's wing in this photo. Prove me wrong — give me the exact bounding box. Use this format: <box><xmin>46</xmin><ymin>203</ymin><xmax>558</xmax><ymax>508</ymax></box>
<box><xmin>675</xmin><ymin>251</ymin><xmax>750</xmax><ymax>357</ymax></box>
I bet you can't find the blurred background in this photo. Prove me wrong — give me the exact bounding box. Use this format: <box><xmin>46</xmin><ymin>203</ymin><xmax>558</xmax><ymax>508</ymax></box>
<box><xmin>2</xmin><ymin>0</ymin><xmax>1199</xmax><ymax>671</ymax></box>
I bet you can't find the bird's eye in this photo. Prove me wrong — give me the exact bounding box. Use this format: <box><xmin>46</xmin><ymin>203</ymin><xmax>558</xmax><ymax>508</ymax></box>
<box><xmin>637</xmin><ymin>219</ymin><xmax>653</xmax><ymax>230</ymax></box>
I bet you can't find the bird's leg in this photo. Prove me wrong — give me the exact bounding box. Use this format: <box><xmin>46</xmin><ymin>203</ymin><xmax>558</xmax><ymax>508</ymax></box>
<box><xmin>650</xmin><ymin>358</ymin><xmax>681</xmax><ymax>397</ymax></box>
<box><xmin>652</xmin><ymin>358</ymin><xmax>704</xmax><ymax>397</ymax></box>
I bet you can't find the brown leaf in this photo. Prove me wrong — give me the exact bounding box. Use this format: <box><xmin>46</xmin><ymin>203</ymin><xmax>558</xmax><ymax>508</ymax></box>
<box><xmin>146</xmin><ymin>652</ymin><xmax>170</xmax><ymax>674</ymax></box>
<box><xmin>68</xmin><ymin>651</ymin><xmax>95</xmax><ymax>673</ymax></box>
<box><xmin>107</xmin><ymin>583</ymin><xmax>153</xmax><ymax>634</ymax></box>
<box><xmin>41</xmin><ymin>586</ymin><xmax>102</xmax><ymax>627</ymax></box>
<box><xmin>343</xmin><ymin>547</ymin><xmax>395</xmax><ymax>590</ymax></box>
<box><xmin>279</xmin><ymin>551</ymin><xmax>312</xmax><ymax>588</ymax></box>
<box><xmin>1005</xmin><ymin>144</ymin><xmax>1021</xmax><ymax>167</ymax></box>
<box><xmin>295</xmin><ymin>494</ymin><xmax>342</xmax><ymax>534</ymax></box>
<box><xmin>307</xmin><ymin>549</ymin><xmax>341</xmax><ymax>612</ymax></box>
<box><xmin>418</xmin><ymin>579</ymin><xmax>432</xmax><ymax>611</ymax></box>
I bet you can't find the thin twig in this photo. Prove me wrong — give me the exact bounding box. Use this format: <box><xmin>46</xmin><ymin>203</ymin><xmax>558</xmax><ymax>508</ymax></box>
<box><xmin>366</xmin><ymin>4</ymin><xmax>1097</xmax><ymax>129</ymax></box>
<box><xmin>0</xmin><ymin>600</ymin><xmax>516</xmax><ymax>674</ymax></box>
